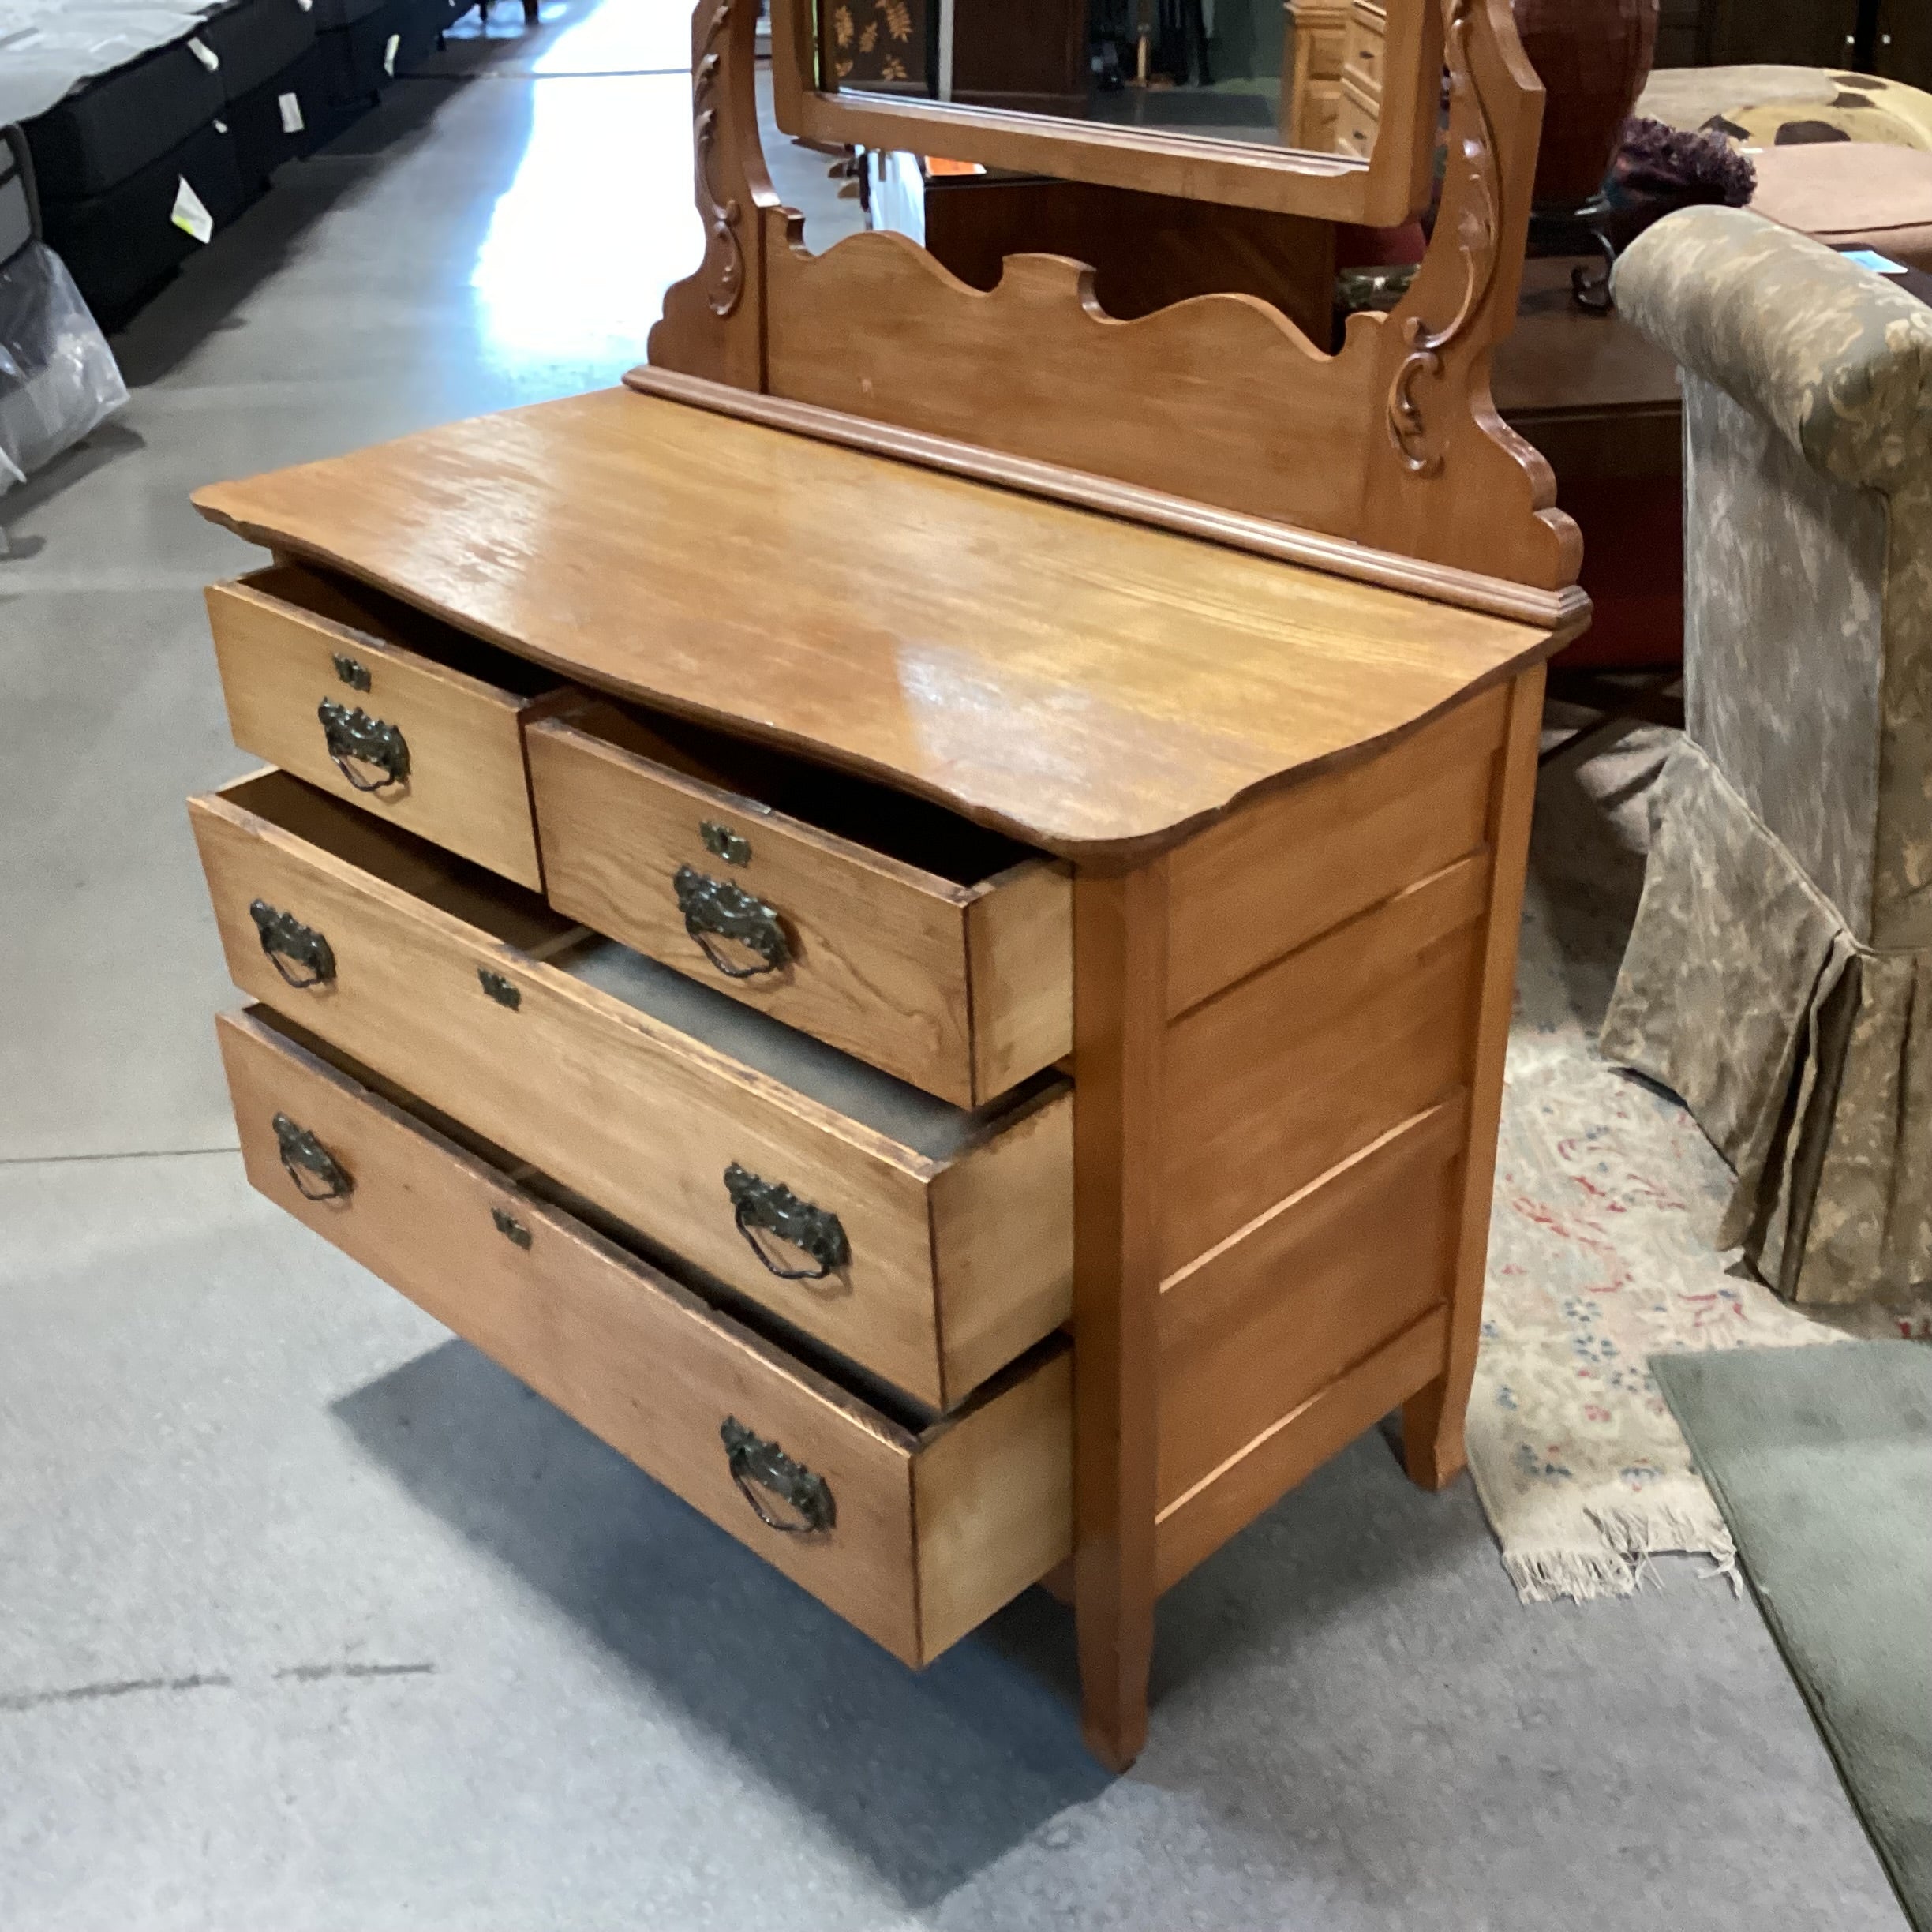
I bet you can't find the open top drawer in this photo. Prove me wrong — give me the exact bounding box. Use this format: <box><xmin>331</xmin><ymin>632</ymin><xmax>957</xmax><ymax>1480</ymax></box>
<box><xmin>189</xmin><ymin>770</ymin><xmax>1073</xmax><ymax>1410</ymax></box>
<box><xmin>218</xmin><ymin>1006</ymin><xmax>1071</xmax><ymax>1666</ymax></box>
<box><xmin>205</xmin><ymin>563</ymin><xmax>572</xmax><ymax>889</ymax></box>
<box><xmin>526</xmin><ymin>699</ymin><xmax>1073</xmax><ymax>1108</ymax></box>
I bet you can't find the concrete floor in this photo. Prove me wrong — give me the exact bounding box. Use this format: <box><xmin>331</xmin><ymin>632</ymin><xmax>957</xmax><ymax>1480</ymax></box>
<box><xmin>0</xmin><ymin>5</ymin><xmax>1908</xmax><ymax>1925</ymax></box>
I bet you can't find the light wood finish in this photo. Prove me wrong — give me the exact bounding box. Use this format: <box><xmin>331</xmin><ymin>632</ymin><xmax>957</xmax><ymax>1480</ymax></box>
<box><xmin>207</xmin><ymin>564</ymin><xmax>564</xmax><ymax>889</ymax></box>
<box><xmin>525</xmin><ymin>700</ymin><xmax>1071</xmax><ymax>1108</ymax></box>
<box><xmin>217</xmin><ymin>1007</ymin><xmax>1070</xmax><ymax>1666</ymax></box>
<box><xmin>189</xmin><ymin>772</ymin><xmax>1073</xmax><ymax>1412</ymax></box>
<box><xmin>1164</xmin><ymin>682</ymin><xmax>1503</xmax><ymax>1014</ymax></box>
<box><xmin>1157</xmin><ymin>1102</ymin><xmax>1461</xmax><ymax>1507</ymax></box>
<box><xmin>1333</xmin><ymin>70</ymin><xmax>1381</xmax><ymax>159</ymax></box>
<box><xmin>1404</xmin><ymin>663</ymin><xmax>1544</xmax><ymax>1488</ymax></box>
<box><xmin>1161</xmin><ymin>852</ymin><xmax>1490</xmax><ymax>1273</ymax></box>
<box><xmin>642</xmin><ymin>0</ymin><xmax>1580</xmax><ymax>593</ymax></box>
<box><xmin>625</xmin><ymin>368</ymin><xmax>1592</xmax><ymax>641</ymax></box>
<box><xmin>192</xmin><ymin>390</ymin><xmax>1559</xmax><ymax>862</ymax></box>
<box><xmin>1285</xmin><ymin>0</ymin><xmax>1352</xmax><ymax>148</ymax></box>
<box><xmin>768</xmin><ymin>0</ymin><xmax>1440</xmax><ymax>227</ymax></box>
<box><xmin>1156</xmin><ymin>1306</ymin><xmax>1447</xmax><ymax>1589</ymax></box>
<box><xmin>1070</xmin><ymin>861</ymin><xmax>1167</xmax><ymax>1773</ymax></box>
<box><xmin>1341</xmin><ymin>0</ymin><xmax>1387</xmax><ymax>108</ymax></box>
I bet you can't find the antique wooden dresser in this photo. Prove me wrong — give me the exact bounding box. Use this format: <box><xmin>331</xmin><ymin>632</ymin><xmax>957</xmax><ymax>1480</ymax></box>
<box><xmin>185</xmin><ymin>0</ymin><xmax>1586</xmax><ymax>1768</ymax></box>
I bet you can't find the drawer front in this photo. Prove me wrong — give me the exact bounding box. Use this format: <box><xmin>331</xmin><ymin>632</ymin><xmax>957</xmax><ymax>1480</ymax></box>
<box><xmin>206</xmin><ymin>568</ymin><xmax>559</xmax><ymax>889</ymax></box>
<box><xmin>526</xmin><ymin>709</ymin><xmax>1072</xmax><ymax>1108</ymax></box>
<box><xmin>190</xmin><ymin>775</ymin><xmax>1073</xmax><ymax>1410</ymax></box>
<box><xmin>1341</xmin><ymin>2</ymin><xmax>1383</xmax><ymax>107</ymax></box>
<box><xmin>217</xmin><ymin>1009</ymin><xmax>1071</xmax><ymax>1665</ymax></box>
<box><xmin>1334</xmin><ymin>71</ymin><xmax>1379</xmax><ymax>159</ymax></box>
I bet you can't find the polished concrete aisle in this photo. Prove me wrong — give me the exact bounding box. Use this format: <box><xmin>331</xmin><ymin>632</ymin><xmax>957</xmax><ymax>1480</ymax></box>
<box><xmin>0</xmin><ymin>6</ymin><xmax>1908</xmax><ymax>1925</ymax></box>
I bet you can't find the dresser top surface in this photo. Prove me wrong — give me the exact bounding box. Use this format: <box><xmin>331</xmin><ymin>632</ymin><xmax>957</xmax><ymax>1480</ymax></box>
<box><xmin>193</xmin><ymin>388</ymin><xmax>1551</xmax><ymax>859</ymax></box>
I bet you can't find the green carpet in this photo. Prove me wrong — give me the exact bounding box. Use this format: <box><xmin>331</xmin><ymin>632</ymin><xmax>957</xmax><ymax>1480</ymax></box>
<box><xmin>1653</xmin><ymin>1344</ymin><xmax>1932</xmax><ymax>1932</ymax></box>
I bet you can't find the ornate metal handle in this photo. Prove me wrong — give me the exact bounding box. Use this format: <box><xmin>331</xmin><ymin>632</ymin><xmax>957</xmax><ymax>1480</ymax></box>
<box><xmin>724</xmin><ymin>1163</ymin><xmax>849</xmax><ymax>1280</ymax></box>
<box><xmin>318</xmin><ymin>697</ymin><xmax>410</xmax><ymax>792</ymax></box>
<box><xmin>720</xmin><ymin>1417</ymin><xmax>835</xmax><ymax>1535</ymax></box>
<box><xmin>273</xmin><ymin>1112</ymin><xmax>353</xmax><ymax>1202</ymax></box>
<box><xmin>249</xmin><ymin>898</ymin><xmax>335</xmax><ymax>989</ymax></box>
<box><xmin>673</xmin><ymin>865</ymin><xmax>790</xmax><ymax>979</ymax></box>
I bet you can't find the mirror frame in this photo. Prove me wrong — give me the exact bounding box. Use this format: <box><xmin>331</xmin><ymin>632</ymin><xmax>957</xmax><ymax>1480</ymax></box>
<box><xmin>771</xmin><ymin>0</ymin><xmax>1443</xmax><ymax>224</ymax></box>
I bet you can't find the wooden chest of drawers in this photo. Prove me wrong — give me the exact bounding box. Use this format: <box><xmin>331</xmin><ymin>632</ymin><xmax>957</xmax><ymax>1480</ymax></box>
<box><xmin>189</xmin><ymin>385</ymin><xmax>1559</xmax><ymax>1769</ymax></box>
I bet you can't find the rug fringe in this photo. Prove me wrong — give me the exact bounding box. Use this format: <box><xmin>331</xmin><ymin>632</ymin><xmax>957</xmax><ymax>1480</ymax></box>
<box><xmin>1499</xmin><ymin>1503</ymin><xmax>1743</xmax><ymax>1605</ymax></box>
<box><xmin>1502</xmin><ymin>1546</ymin><xmax>1646</xmax><ymax>1604</ymax></box>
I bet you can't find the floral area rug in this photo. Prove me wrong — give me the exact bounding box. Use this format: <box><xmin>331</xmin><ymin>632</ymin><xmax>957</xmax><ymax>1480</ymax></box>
<box><xmin>1467</xmin><ymin>721</ymin><xmax>1932</xmax><ymax>1603</ymax></box>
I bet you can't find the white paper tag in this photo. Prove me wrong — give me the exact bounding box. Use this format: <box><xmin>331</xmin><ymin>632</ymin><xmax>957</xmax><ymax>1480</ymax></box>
<box><xmin>383</xmin><ymin>31</ymin><xmax>399</xmax><ymax>73</ymax></box>
<box><xmin>279</xmin><ymin>91</ymin><xmax>305</xmax><ymax>134</ymax></box>
<box><xmin>170</xmin><ymin>176</ymin><xmax>214</xmax><ymax>244</ymax></box>
<box><xmin>1843</xmin><ymin>245</ymin><xmax>1909</xmax><ymax>276</ymax></box>
<box><xmin>188</xmin><ymin>33</ymin><xmax>218</xmax><ymax>69</ymax></box>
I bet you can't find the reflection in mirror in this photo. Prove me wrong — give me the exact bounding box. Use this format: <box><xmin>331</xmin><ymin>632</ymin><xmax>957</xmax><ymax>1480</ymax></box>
<box><xmin>818</xmin><ymin>0</ymin><xmax>1405</xmax><ymax>161</ymax></box>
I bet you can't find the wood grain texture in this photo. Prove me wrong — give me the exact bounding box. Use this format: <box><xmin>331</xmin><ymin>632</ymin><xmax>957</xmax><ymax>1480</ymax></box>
<box><xmin>1155</xmin><ymin>1306</ymin><xmax>1446</xmax><ymax>1589</ymax></box>
<box><xmin>912</xmin><ymin>1347</ymin><xmax>1074</xmax><ymax>1661</ymax></box>
<box><xmin>1404</xmin><ymin>663</ymin><xmax>1544</xmax><ymax>1488</ymax></box>
<box><xmin>190</xmin><ymin>773</ymin><xmax>1072</xmax><ymax>1411</ymax></box>
<box><xmin>526</xmin><ymin>707</ymin><xmax>1071</xmax><ymax>1107</ymax></box>
<box><xmin>964</xmin><ymin>859</ymin><xmax>1074</xmax><ymax>1103</ymax></box>
<box><xmin>1156</xmin><ymin>1101</ymin><xmax>1461</xmax><ymax>1507</ymax></box>
<box><xmin>1160</xmin><ymin>852</ymin><xmax>1491</xmax><ymax>1273</ymax></box>
<box><xmin>1070</xmin><ymin>861</ymin><xmax>1168</xmax><ymax>1773</ymax></box>
<box><xmin>208</xmin><ymin>567</ymin><xmax>558</xmax><ymax>889</ymax></box>
<box><xmin>191</xmin><ymin>389</ymin><xmax>1561</xmax><ymax>861</ymax></box>
<box><xmin>625</xmin><ymin>369</ymin><xmax>1592</xmax><ymax>638</ymax></box>
<box><xmin>769</xmin><ymin>0</ymin><xmax>1436</xmax><ymax>225</ymax></box>
<box><xmin>1164</xmin><ymin>682</ymin><xmax>1504</xmax><ymax>1015</ymax></box>
<box><xmin>218</xmin><ymin>1008</ymin><xmax>1070</xmax><ymax>1664</ymax></box>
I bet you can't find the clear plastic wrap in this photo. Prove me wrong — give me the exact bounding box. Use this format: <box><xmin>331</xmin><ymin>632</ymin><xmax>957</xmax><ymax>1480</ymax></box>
<box><xmin>0</xmin><ymin>241</ymin><xmax>129</xmax><ymax>492</ymax></box>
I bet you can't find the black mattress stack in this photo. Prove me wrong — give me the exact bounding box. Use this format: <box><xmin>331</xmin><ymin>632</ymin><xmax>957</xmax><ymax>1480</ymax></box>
<box><xmin>16</xmin><ymin>0</ymin><xmax>480</xmax><ymax>331</ymax></box>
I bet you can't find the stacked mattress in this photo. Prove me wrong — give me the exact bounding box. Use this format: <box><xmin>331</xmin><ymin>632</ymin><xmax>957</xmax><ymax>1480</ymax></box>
<box><xmin>0</xmin><ymin>0</ymin><xmax>476</xmax><ymax>328</ymax></box>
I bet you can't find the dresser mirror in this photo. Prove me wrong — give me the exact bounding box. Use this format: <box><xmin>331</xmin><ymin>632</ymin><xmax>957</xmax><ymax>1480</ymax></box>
<box><xmin>771</xmin><ymin>0</ymin><xmax>1444</xmax><ymax>223</ymax></box>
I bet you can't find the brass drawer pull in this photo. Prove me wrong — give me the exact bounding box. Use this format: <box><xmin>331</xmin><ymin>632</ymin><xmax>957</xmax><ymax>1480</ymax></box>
<box><xmin>673</xmin><ymin>865</ymin><xmax>790</xmax><ymax>979</ymax></box>
<box><xmin>724</xmin><ymin>1162</ymin><xmax>849</xmax><ymax>1280</ymax></box>
<box><xmin>272</xmin><ymin>1112</ymin><xmax>353</xmax><ymax>1202</ymax></box>
<box><xmin>331</xmin><ymin>653</ymin><xmax>372</xmax><ymax>691</ymax></box>
<box><xmin>318</xmin><ymin>696</ymin><xmax>410</xmax><ymax>792</ymax></box>
<box><xmin>721</xmin><ymin>1417</ymin><xmax>835</xmax><ymax>1535</ymax></box>
<box><xmin>249</xmin><ymin>898</ymin><xmax>335</xmax><ymax>989</ymax></box>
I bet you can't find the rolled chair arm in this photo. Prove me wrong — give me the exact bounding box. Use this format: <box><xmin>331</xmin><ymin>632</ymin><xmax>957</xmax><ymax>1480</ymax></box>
<box><xmin>1611</xmin><ymin>204</ymin><xmax>1932</xmax><ymax>492</ymax></box>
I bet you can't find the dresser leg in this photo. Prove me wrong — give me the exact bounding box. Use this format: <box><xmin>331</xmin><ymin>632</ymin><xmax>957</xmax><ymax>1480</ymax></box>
<box><xmin>1406</xmin><ymin>665</ymin><xmax>1545</xmax><ymax>1497</ymax></box>
<box><xmin>1071</xmin><ymin>860</ymin><xmax>1167</xmax><ymax>1773</ymax></box>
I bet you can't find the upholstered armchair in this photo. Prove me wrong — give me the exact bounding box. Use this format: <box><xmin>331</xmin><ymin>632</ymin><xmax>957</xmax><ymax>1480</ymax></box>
<box><xmin>1601</xmin><ymin>206</ymin><xmax>1932</xmax><ymax>1306</ymax></box>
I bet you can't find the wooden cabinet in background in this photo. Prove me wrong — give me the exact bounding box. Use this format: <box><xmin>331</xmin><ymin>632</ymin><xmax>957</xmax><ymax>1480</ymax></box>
<box><xmin>1283</xmin><ymin>0</ymin><xmax>1352</xmax><ymax>148</ymax></box>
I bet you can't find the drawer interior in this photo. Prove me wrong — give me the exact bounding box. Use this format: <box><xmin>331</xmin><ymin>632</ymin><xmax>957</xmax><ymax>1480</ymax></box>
<box><xmin>240</xmin><ymin>562</ymin><xmax>564</xmax><ymax>698</ymax></box>
<box><xmin>223</xmin><ymin>769</ymin><xmax>1064</xmax><ymax>1158</ymax></box>
<box><xmin>560</xmin><ymin>697</ymin><xmax>1039</xmax><ymax>888</ymax></box>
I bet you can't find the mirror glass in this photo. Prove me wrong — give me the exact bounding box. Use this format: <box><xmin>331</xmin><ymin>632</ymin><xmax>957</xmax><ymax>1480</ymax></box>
<box><xmin>818</xmin><ymin>0</ymin><xmax>1408</xmax><ymax>161</ymax></box>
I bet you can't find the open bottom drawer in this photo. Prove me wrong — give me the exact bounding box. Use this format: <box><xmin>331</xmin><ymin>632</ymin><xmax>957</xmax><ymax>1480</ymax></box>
<box><xmin>219</xmin><ymin>1006</ymin><xmax>1073</xmax><ymax>1667</ymax></box>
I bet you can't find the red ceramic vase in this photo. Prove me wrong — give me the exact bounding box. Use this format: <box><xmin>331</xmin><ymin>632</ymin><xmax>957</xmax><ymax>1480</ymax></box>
<box><xmin>1512</xmin><ymin>0</ymin><xmax>1661</xmax><ymax>204</ymax></box>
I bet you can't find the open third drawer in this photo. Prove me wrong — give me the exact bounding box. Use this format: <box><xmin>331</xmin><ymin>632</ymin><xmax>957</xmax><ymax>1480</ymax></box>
<box><xmin>219</xmin><ymin>1006</ymin><xmax>1072</xmax><ymax>1667</ymax></box>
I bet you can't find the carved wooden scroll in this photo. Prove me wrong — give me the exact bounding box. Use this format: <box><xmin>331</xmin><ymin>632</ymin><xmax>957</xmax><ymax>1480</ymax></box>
<box><xmin>646</xmin><ymin>0</ymin><xmax>1580</xmax><ymax>593</ymax></box>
